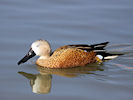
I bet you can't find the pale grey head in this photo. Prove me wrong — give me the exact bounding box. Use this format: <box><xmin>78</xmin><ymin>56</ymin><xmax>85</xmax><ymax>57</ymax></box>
<box><xmin>18</xmin><ymin>39</ymin><xmax>51</xmax><ymax>65</ymax></box>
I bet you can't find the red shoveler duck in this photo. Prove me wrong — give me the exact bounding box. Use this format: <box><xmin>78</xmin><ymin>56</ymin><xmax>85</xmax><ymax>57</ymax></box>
<box><xmin>18</xmin><ymin>39</ymin><xmax>122</xmax><ymax>68</ymax></box>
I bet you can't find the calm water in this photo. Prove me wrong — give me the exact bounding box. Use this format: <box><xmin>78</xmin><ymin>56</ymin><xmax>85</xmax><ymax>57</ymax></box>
<box><xmin>0</xmin><ymin>0</ymin><xmax>133</xmax><ymax>100</ymax></box>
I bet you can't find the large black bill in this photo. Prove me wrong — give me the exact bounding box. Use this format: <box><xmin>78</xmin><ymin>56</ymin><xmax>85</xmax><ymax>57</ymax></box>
<box><xmin>18</xmin><ymin>48</ymin><xmax>36</xmax><ymax>65</ymax></box>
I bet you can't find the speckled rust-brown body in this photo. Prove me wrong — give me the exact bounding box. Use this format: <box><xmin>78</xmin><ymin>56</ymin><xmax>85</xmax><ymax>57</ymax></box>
<box><xmin>36</xmin><ymin>48</ymin><xmax>97</xmax><ymax>68</ymax></box>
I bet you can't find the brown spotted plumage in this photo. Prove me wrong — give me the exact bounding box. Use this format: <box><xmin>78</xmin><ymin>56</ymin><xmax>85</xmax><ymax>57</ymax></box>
<box><xmin>18</xmin><ymin>40</ymin><xmax>122</xmax><ymax>68</ymax></box>
<box><xmin>36</xmin><ymin>48</ymin><xmax>96</xmax><ymax>68</ymax></box>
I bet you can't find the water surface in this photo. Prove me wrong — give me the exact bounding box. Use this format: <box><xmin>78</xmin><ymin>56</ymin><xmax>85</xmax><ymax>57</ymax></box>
<box><xmin>0</xmin><ymin>0</ymin><xmax>133</xmax><ymax>100</ymax></box>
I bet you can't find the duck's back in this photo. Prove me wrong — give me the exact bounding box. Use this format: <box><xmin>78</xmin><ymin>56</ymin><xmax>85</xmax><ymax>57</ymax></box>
<box><xmin>36</xmin><ymin>48</ymin><xmax>96</xmax><ymax>68</ymax></box>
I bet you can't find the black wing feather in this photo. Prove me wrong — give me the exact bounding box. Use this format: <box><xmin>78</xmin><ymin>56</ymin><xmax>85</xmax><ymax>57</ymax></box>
<box><xmin>68</xmin><ymin>42</ymin><xmax>109</xmax><ymax>52</ymax></box>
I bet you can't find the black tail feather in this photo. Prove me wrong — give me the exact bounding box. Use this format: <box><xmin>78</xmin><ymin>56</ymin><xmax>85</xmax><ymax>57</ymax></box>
<box><xmin>90</xmin><ymin>42</ymin><xmax>109</xmax><ymax>50</ymax></box>
<box><xmin>96</xmin><ymin>52</ymin><xmax>123</xmax><ymax>60</ymax></box>
<box><xmin>91</xmin><ymin>42</ymin><xmax>123</xmax><ymax>60</ymax></box>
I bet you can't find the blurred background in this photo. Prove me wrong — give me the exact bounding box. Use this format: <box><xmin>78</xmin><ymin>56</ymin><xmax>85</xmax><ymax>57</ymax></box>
<box><xmin>0</xmin><ymin>0</ymin><xmax>133</xmax><ymax>100</ymax></box>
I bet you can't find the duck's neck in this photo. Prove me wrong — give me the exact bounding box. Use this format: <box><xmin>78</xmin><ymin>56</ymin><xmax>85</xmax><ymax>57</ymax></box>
<box><xmin>39</xmin><ymin>55</ymin><xmax>50</xmax><ymax>60</ymax></box>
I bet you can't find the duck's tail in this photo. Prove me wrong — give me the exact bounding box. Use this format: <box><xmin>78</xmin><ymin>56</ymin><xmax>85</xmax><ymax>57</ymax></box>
<box><xmin>90</xmin><ymin>42</ymin><xmax>123</xmax><ymax>61</ymax></box>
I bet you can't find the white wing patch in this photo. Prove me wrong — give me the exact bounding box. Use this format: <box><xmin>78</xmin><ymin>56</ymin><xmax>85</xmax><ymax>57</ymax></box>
<box><xmin>104</xmin><ymin>55</ymin><xmax>118</xmax><ymax>60</ymax></box>
<box><xmin>96</xmin><ymin>55</ymin><xmax>103</xmax><ymax>60</ymax></box>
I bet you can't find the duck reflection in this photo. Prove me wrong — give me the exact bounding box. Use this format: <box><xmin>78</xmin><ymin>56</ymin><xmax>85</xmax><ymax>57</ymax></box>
<box><xmin>18</xmin><ymin>71</ymin><xmax>52</xmax><ymax>94</ymax></box>
<box><xmin>18</xmin><ymin>64</ymin><xmax>103</xmax><ymax>94</ymax></box>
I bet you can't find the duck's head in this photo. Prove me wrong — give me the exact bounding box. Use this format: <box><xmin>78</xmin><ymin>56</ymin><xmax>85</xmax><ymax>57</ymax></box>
<box><xmin>18</xmin><ymin>39</ymin><xmax>51</xmax><ymax>65</ymax></box>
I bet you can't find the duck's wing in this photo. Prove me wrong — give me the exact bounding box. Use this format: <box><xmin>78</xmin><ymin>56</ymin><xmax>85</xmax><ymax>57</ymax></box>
<box><xmin>51</xmin><ymin>42</ymin><xmax>109</xmax><ymax>55</ymax></box>
<box><xmin>67</xmin><ymin>42</ymin><xmax>122</xmax><ymax>60</ymax></box>
<box><xmin>68</xmin><ymin>42</ymin><xmax>109</xmax><ymax>52</ymax></box>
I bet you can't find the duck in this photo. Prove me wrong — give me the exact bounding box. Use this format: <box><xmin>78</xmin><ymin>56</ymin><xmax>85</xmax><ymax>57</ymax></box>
<box><xmin>18</xmin><ymin>39</ymin><xmax>122</xmax><ymax>68</ymax></box>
